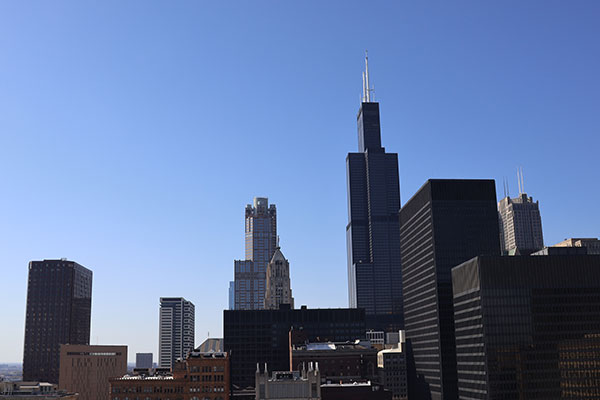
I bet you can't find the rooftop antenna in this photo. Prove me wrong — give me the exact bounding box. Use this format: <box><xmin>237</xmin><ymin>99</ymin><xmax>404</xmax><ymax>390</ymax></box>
<box><xmin>521</xmin><ymin>167</ymin><xmax>525</xmax><ymax>193</ymax></box>
<box><xmin>517</xmin><ymin>168</ymin><xmax>521</xmax><ymax>195</ymax></box>
<box><xmin>362</xmin><ymin>50</ymin><xmax>374</xmax><ymax>103</ymax></box>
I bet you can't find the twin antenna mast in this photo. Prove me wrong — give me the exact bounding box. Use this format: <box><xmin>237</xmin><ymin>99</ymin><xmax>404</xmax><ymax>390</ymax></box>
<box><xmin>362</xmin><ymin>50</ymin><xmax>374</xmax><ymax>103</ymax></box>
<box><xmin>503</xmin><ymin>167</ymin><xmax>526</xmax><ymax>198</ymax></box>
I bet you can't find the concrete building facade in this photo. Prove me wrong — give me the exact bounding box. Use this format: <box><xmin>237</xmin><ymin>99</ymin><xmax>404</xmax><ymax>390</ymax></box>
<box><xmin>159</xmin><ymin>298</ymin><xmax>195</xmax><ymax>369</ymax></box>
<box><xmin>554</xmin><ymin>237</ymin><xmax>600</xmax><ymax>255</ymax></box>
<box><xmin>58</xmin><ymin>345</ymin><xmax>127</xmax><ymax>400</ymax></box>
<box><xmin>255</xmin><ymin>366</ymin><xmax>320</xmax><ymax>400</ymax></box>
<box><xmin>264</xmin><ymin>248</ymin><xmax>294</xmax><ymax>310</ymax></box>
<box><xmin>498</xmin><ymin>193</ymin><xmax>544</xmax><ymax>254</ymax></box>
<box><xmin>23</xmin><ymin>260</ymin><xmax>93</xmax><ymax>384</ymax></box>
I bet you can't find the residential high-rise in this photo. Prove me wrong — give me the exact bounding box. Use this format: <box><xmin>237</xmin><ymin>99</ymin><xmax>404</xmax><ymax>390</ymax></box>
<box><xmin>264</xmin><ymin>247</ymin><xmax>294</xmax><ymax>310</ymax></box>
<box><xmin>23</xmin><ymin>259</ymin><xmax>93</xmax><ymax>384</ymax></box>
<box><xmin>234</xmin><ymin>197</ymin><xmax>277</xmax><ymax>310</ymax></box>
<box><xmin>452</xmin><ymin>255</ymin><xmax>600</xmax><ymax>399</ymax></box>
<box><xmin>498</xmin><ymin>192</ymin><xmax>544</xmax><ymax>254</ymax></box>
<box><xmin>399</xmin><ymin>180</ymin><xmax>501</xmax><ymax>400</ymax></box>
<box><xmin>58</xmin><ymin>344</ymin><xmax>127</xmax><ymax>400</ymax></box>
<box><xmin>346</xmin><ymin>54</ymin><xmax>402</xmax><ymax>331</ymax></box>
<box><xmin>158</xmin><ymin>297</ymin><xmax>195</xmax><ymax>369</ymax></box>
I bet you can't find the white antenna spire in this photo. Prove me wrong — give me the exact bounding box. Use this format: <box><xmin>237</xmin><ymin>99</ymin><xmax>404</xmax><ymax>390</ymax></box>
<box><xmin>520</xmin><ymin>167</ymin><xmax>525</xmax><ymax>194</ymax></box>
<box><xmin>517</xmin><ymin>168</ymin><xmax>521</xmax><ymax>194</ymax></box>
<box><xmin>362</xmin><ymin>50</ymin><xmax>374</xmax><ymax>103</ymax></box>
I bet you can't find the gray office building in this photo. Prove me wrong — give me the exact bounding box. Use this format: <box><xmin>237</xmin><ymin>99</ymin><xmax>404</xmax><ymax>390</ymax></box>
<box><xmin>23</xmin><ymin>259</ymin><xmax>92</xmax><ymax>384</ymax></box>
<box><xmin>158</xmin><ymin>297</ymin><xmax>194</xmax><ymax>369</ymax></box>
<box><xmin>498</xmin><ymin>192</ymin><xmax>544</xmax><ymax>255</ymax></box>
<box><xmin>452</xmin><ymin>255</ymin><xmax>600</xmax><ymax>399</ymax></box>
<box><xmin>346</xmin><ymin>54</ymin><xmax>402</xmax><ymax>331</ymax></box>
<box><xmin>135</xmin><ymin>353</ymin><xmax>153</xmax><ymax>369</ymax></box>
<box><xmin>234</xmin><ymin>197</ymin><xmax>277</xmax><ymax>310</ymax></box>
<box><xmin>399</xmin><ymin>180</ymin><xmax>501</xmax><ymax>400</ymax></box>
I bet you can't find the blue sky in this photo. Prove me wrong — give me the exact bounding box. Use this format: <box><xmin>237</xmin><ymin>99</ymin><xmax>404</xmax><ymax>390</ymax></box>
<box><xmin>1</xmin><ymin>1</ymin><xmax>599</xmax><ymax>362</ymax></box>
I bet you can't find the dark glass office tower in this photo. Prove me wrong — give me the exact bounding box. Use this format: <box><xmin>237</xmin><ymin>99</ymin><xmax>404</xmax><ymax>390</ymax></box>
<box><xmin>346</xmin><ymin>55</ymin><xmax>402</xmax><ymax>331</ymax></box>
<box><xmin>452</xmin><ymin>255</ymin><xmax>600</xmax><ymax>399</ymax></box>
<box><xmin>223</xmin><ymin>306</ymin><xmax>366</xmax><ymax>390</ymax></box>
<box><xmin>23</xmin><ymin>259</ymin><xmax>93</xmax><ymax>384</ymax></box>
<box><xmin>399</xmin><ymin>180</ymin><xmax>501</xmax><ymax>400</ymax></box>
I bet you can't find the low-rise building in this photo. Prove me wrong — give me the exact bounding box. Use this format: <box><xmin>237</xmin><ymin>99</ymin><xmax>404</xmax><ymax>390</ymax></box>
<box><xmin>291</xmin><ymin>341</ymin><xmax>377</xmax><ymax>384</ymax></box>
<box><xmin>255</xmin><ymin>364</ymin><xmax>320</xmax><ymax>400</ymax></box>
<box><xmin>110</xmin><ymin>351</ymin><xmax>230</xmax><ymax>400</ymax></box>
<box><xmin>0</xmin><ymin>381</ymin><xmax>78</xmax><ymax>400</ymax></box>
<box><xmin>320</xmin><ymin>381</ymin><xmax>391</xmax><ymax>400</ymax></box>
<box><xmin>58</xmin><ymin>345</ymin><xmax>127</xmax><ymax>400</ymax></box>
<box><xmin>554</xmin><ymin>237</ymin><xmax>600</xmax><ymax>254</ymax></box>
<box><xmin>135</xmin><ymin>354</ymin><xmax>153</xmax><ymax>370</ymax></box>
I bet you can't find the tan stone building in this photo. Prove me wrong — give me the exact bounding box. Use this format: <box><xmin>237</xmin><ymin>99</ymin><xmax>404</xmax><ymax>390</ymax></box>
<box><xmin>59</xmin><ymin>345</ymin><xmax>127</xmax><ymax>400</ymax></box>
<box><xmin>264</xmin><ymin>248</ymin><xmax>294</xmax><ymax>310</ymax></box>
<box><xmin>554</xmin><ymin>237</ymin><xmax>600</xmax><ymax>254</ymax></box>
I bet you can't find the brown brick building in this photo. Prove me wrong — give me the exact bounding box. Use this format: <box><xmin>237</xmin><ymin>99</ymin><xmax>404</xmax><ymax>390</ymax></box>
<box><xmin>58</xmin><ymin>345</ymin><xmax>127</xmax><ymax>400</ymax></box>
<box><xmin>110</xmin><ymin>351</ymin><xmax>230</xmax><ymax>400</ymax></box>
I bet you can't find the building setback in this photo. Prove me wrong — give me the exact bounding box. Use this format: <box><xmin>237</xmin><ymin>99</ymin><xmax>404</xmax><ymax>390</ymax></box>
<box><xmin>159</xmin><ymin>298</ymin><xmax>195</xmax><ymax>369</ymax></box>
<box><xmin>498</xmin><ymin>192</ymin><xmax>544</xmax><ymax>254</ymax></box>
<box><xmin>399</xmin><ymin>179</ymin><xmax>501</xmax><ymax>400</ymax></box>
<box><xmin>452</xmin><ymin>255</ymin><xmax>600</xmax><ymax>399</ymax></box>
<box><xmin>223</xmin><ymin>307</ymin><xmax>366</xmax><ymax>390</ymax></box>
<box><xmin>58</xmin><ymin>345</ymin><xmax>127</xmax><ymax>400</ymax></box>
<box><xmin>346</xmin><ymin>54</ymin><xmax>402</xmax><ymax>332</ymax></box>
<box><xmin>23</xmin><ymin>259</ymin><xmax>93</xmax><ymax>384</ymax></box>
<box><xmin>234</xmin><ymin>197</ymin><xmax>277</xmax><ymax>310</ymax></box>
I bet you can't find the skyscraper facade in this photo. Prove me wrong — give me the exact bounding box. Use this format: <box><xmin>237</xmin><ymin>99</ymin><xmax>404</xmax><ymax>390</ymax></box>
<box><xmin>234</xmin><ymin>197</ymin><xmax>277</xmax><ymax>310</ymax></box>
<box><xmin>159</xmin><ymin>297</ymin><xmax>195</xmax><ymax>369</ymax></box>
<box><xmin>498</xmin><ymin>192</ymin><xmax>544</xmax><ymax>254</ymax></box>
<box><xmin>399</xmin><ymin>180</ymin><xmax>501</xmax><ymax>400</ymax></box>
<box><xmin>23</xmin><ymin>259</ymin><xmax>93</xmax><ymax>384</ymax></box>
<box><xmin>346</xmin><ymin>55</ymin><xmax>402</xmax><ymax>331</ymax></box>
<box><xmin>264</xmin><ymin>247</ymin><xmax>294</xmax><ymax>310</ymax></box>
<box><xmin>452</xmin><ymin>255</ymin><xmax>600</xmax><ymax>399</ymax></box>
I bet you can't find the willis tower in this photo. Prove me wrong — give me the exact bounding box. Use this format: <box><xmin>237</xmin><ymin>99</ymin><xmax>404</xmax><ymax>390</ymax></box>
<box><xmin>346</xmin><ymin>53</ymin><xmax>403</xmax><ymax>331</ymax></box>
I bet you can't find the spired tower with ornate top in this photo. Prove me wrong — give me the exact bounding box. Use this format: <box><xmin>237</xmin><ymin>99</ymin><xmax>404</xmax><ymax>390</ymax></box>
<box><xmin>264</xmin><ymin>247</ymin><xmax>294</xmax><ymax>310</ymax></box>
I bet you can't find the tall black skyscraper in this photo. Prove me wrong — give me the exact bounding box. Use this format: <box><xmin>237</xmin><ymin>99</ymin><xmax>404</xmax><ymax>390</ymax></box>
<box><xmin>399</xmin><ymin>180</ymin><xmax>501</xmax><ymax>400</ymax></box>
<box><xmin>452</xmin><ymin>254</ymin><xmax>600</xmax><ymax>399</ymax></box>
<box><xmin>23</xmin><ymin>259</ymin><xmax>93</xmax><ymax>384</ymax></box>
<box><xmin>346</xmin><ymin>53</ymin><xmax>403</xmax><ymax>331</ymax></box>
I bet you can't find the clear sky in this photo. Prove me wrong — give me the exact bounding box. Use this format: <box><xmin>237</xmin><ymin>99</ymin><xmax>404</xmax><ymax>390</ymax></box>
<box><xmin>1</xmin><ymin>1</ymin><xmax>599</xmax><ymax>363</ymax></box>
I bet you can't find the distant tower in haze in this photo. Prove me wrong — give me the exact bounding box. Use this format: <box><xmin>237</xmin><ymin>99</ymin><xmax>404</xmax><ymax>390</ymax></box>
<box><xmin>346</xmin><ymin>52</ymin><xmax>403</xmax><ymax>330</ymax></box>
<box><xmin>498</xmin><ymin>169</ymin><xmax>544</xmax><ymax>254</ymax></box>
<box><xmin>23</xmin><ymin>259</ymin><xmax>92</xmax><ymax>384</ymax></box>
<box><xmin>264</xmin><ymin>247</ymin><xmax>294</xmax><ymax>310</ymax></box>
<box><xmin>234</xmin><ymin>197</ymin><xmax>277</xmax><ymax>310</ymax></box>
<box><xmin>158</xmin><ymin>297</ymin><xmax>195</xmax><ymax>369</ymax></box>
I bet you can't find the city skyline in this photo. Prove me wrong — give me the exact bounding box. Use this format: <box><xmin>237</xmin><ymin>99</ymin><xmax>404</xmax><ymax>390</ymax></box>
<box><xmin>2</xmin><ymin>2</ymin><xmax>600</xmax><ymax>363</ymax></box>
